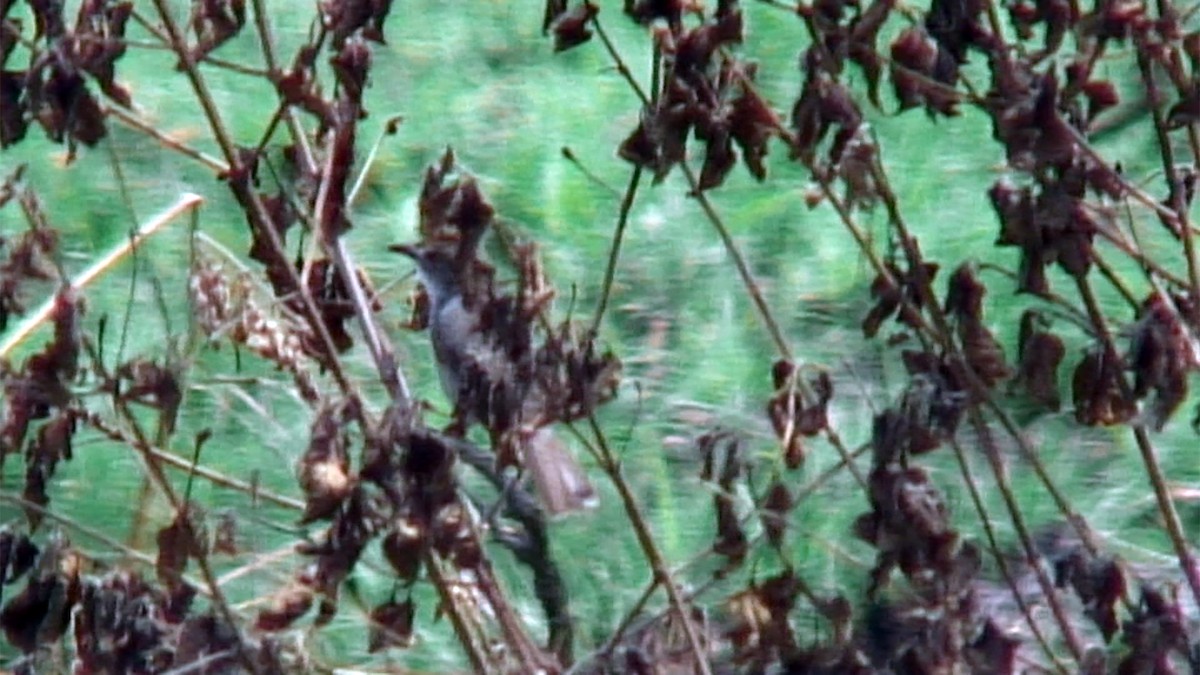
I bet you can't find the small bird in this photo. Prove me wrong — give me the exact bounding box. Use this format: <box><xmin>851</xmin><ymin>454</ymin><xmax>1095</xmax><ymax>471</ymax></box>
<box><xmin>393</xmin><ymin>243</ymin><xmax>598</xmax><ymax>516</ymax></box>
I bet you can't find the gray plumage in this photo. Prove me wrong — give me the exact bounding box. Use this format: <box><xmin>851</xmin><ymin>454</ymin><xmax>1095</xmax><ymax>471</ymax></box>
<box><xmin>397</xmin><ymin>243</ymin><xmax>597</xmax><ymax>515</ymax></box>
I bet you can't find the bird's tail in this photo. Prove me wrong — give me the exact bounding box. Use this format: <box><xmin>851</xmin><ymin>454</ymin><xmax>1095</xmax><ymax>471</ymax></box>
<box><xmin>525</xmin><ymin>427</ymin><xmax>598</xmax><ymax>516</ymax></box>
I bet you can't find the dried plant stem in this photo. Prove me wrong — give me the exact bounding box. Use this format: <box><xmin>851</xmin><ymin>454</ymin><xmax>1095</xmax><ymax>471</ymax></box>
<box><xmin>680</xmin><ymin>164</ymin><xmax>794</xmax><ymax>361</ymax></box>
<box><xmin>103</xmin><ymin>104</ymin><xmax>228</xmax><ymax>172</ymax></box>
<box><xmin>859</xmin><ymin>159</ymin><xmax>1089</xmax><ymax>661</ymax></box>
<box><xmin>441</xmin><ymin>435</ymin><xmax>574</xmax><ymax>663</ymax></box>
<box><xmin>423</xmin><ymin>554</ymin><xmax>492</xmax><ymax>673</ymax></box>
<box><xmin>113</xmin><ymin>396</ymin><xmax>262</xmax><ymax>674</ymax></box>
<box><xmin>1067</xmin><ymin>123</ymin><xmax>1200</xmax><ymax>232</ymax></box>
<box><xmin>217</xmin><ymin>544</ymin><xmax>300</xmax><ymax>589</ymax></box>
<box><xmin>1090</xmin><ymin>251</ymin><xmax>1142</xmax><ymax>311</ymax></box>
<box><xmin>1129</xmin><ymin>426</ymin><xmax>1200</xmax><ymax>606</ymax></box>
<box><xmin>127</xmin><ymin>338</ymin><xmax>187</xmax><ymax>554</ymax></box>
<box><xmin>149</xmin><ymin>440</ymin><xmax>304</xmax><ymax>511</ymax></box>
<box><xmin>948</xmin><ymin>436</ymin><xmax>1072</xmax><ymax>675</ymax></box>
<box><xmin>126</xmin><ymin>473</ymin><xmax>157</xmax><ymax>552</ymax></box>
<box><xmin>1135</xmin><ymin>45</ymin><xmax>1200</xmax><ymax>322</ymax></box>
<box><xmin>146</xmin><ymin>2</ymin><xmax>238</xmax><ymax>173</ymax></box>
<box><xmin>801</xmin><ymin>160</ymin><xmax>941</xmax><ymax>337</ymax></box>
<box><xmin>148</xmin><ymin>0</ymin><xmax>366</xmax><ymax>409</ymax></box>
<box><xmin>584</xmin><ymin>558</ymin><xmax>822</xmax><ymax>675</ymax></box>
<box><xmin>0</xmin><ymin>192</ymin><xmax>203</xmax><ymax>358</ymax></box>
<box><xmin>961</xmin><ymin>345</ymin><xmax>1088</xmax><ymax>661</ymax></box>
<box><xmin>586</xmin><ymin>14</ymin><xmax>651</xmax><ymax>338</ymax></box>
<box><xmin>248</xmin><ymin>0</ymin><xmax>318</xmax><ymax>176</ymax></box>
<box><xmin>803</xmin><ymin>151</ymin><xmax>1097</xmax><ymax>615</ymax></box>
<box><xmin>349</xmin><ymin>115</ymin><xmax>405</xmax><ymax>207</ymax></box>
<box><xmin>865</xmin><ymin>160</ymin><xmax>1106</xmax><ymax>552</ymax></box>
<box><xmin>127</xmin><ymin>9</ymin><xmax>270</xmax><ymax>78</ymax></box>
<box><xmin>330</xmin><ymin>237</ymin><xmax>410</xmax><ymax>401</ymax></box>
<box><xmin>466</xmin><ymin>539</ymin><xmax>559</xmax><ymax>673</ymax></box>
<box><xmin>820</xmin><ymin>426</ymin><xmax>868</xmax><ymax>492</ymax></box>
<box><xmin>1185</xmin><ymin>122</ymin><xmax>1200</xmax><ymax>321</ymax></box>
<box><xmin>561</xmin><ymin>146</ymin><xmax>623</xmax><ymax>198</ymax></box>
<box><xmin>258</xmin><ymin>34</ymin><xmax>405</xmax><ymax>400</ymax></box>
<box><xmin>590</xmin><ymin>16</ymin><xmax>651</xmax><ymax>106</ymax></box>
<box><xmin>591</xmin><ymin>167</ymin><xmax>643</xmax><ymax>334</ymax></box>
<box><xmin>580</xmin><ymin>415</ymin><xmax>714</xmax><ymax>675</ymax></box>
<box><xmin>755</xmin><ymin>0</ymin><xmax>800</xmax><ymax>10</ymax></box>
<box><xmin>666</xmin><ymin>441</ymin><xmax>872</xmax><ymax>594</ymax></box>
<box><xmin>1074</xmin><ymin>276</ymin><xmax>1200</xmax><ymax>610</ymax></box>
<box><xmin>977</xmin><ymin>0</ymin><xmax>1011</xmax><ymax>52</ymax></box>
<box><xmin>597</xmin><ymin>576</ymin><xmax>661</xmax><ymax>660</ymax></box>
<box><xmin>0</xmin><ymin>490</ymin><xmax>168</xmax><ymax>576</ymax></box>
<box><xmin>976</xmin><ymin>263</ymin><xmax>1095</xmax><ymax>330</ymax></box>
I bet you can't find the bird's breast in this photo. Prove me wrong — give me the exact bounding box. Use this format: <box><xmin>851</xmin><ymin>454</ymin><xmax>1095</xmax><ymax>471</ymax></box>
<box><xmin>429</xmin><ymin>296</ymin><xmax>481</xmax><ymax>399</ymax></box>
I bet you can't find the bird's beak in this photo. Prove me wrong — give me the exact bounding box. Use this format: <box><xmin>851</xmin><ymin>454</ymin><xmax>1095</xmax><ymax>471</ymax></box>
<box><xmin>388</xmin><ymin>243</ymin><xmax>421</xmax><ymax>260</ymax></box>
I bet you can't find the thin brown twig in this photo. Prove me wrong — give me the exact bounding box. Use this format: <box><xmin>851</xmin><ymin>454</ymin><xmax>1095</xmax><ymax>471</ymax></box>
<box><xmin>946</xmin><ymin>435</ymin><xmax>1072</xmax><ymax>674</ymax></box>
<box><xmin>1134</xmin><ymin>43</ymin><xmax>1200</xmax><ymax>325</ymax></box>
<box><xmin>596</xmin><ymin>577</ymin><xmax>661</xmax><ymax>661</ymax></box>
<box><xmin>976</xmin><ymin>262</ymin><xmax>1097</xmax><ymax>331</ymax></box>
<box><xmin>575</xmin><ymin>416</ymin><xmax>714</xmax><ymax>675</ymax></box>
<box><xmin>848</xmin><ymin>153</ymin><xmax>1107</xmax><ymax>556</ymax></box>
<box><xmin>1</xmin><ymin>193</ymin><xmax>203</xmax><ymax>358</ymax></box>
<box><xmin>590</xmin><ymin>15</ymin><xmax>651</xmax><ymax>107</ymax></box>
<box><xmin>461</xmin><ymin>513</ymin><xmax>561</xmax><ymax>673</ymax></box>
<box><xmin>438</xmin><ymin>434</ymin><xmax>575</xmax><ymax>664</ymax></box>
<box><xmin>329</xmin><ymin>237</ymin><xmax>410</xmax><ymax>401</ymax></box>
<box><xmin>1091</xmin><ymin>250</ymin><xmax>1144</xmax><ymax>310</ymax></box>
<box><xmin>561</xmin><ymin>146</ymin><xmax>623</xmax><ymax>199</ymax></box>
<box><xmin>148</xmin><ymin>0</ymin><xmax>366</xmax><ymax>411</ymax></box>
<box><xmin>0</xmin><ymin>490</ymin><xmax>173</xmax><ymax>578</ymax></box>
<box><xmin>664</xmin><ymin>440</ymin><xmax>870</xmax><ymax>587</ymax></box>
<box><xmin>423</xmin><ymin>553</ymin><xmax>493</xmax><ymax>673</ymax></box>
<box><xmin>681</xmin><ymin>164</ymin><xmax>793</xmax><ymax>360</ymax></box>
<box><xmin>121</xmin><ymin>432</ymin><xmax>304</xmax><ymax>511</ymax></box>
<box><xmin>127</xmin><ymin>8</ymin><xmax>270</xmax><ymax>77</ymax></box>
<box><xmin>591</xmin><ymin>166</ymin><xmax>643</xmax><ymax>334</ymax></box>
<box><xmin>576</xmin><ymin>437</ymin><xmax>876</xmax><ymax>675</ymax></box>
<box><xmin>114</xmin><ymin>392</ymin><xmax>262</xmax><ymax>674</ymax></box>
<box><xmin>1074</xmin><ymin>275</ymin><xmax>1200</xmax><ymax>611</ymax></box>
<box><xmin>248</xmin><ymin>0</ymin><xmax>308</xmax><ymax>159</ymax></box>
<box><xmin>870</xmin><ymin>158</ymin><xmax>1089</xmax><ymax>662</ymax></box>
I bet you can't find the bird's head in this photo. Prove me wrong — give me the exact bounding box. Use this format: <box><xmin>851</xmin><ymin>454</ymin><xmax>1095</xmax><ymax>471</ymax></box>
<box><xmin>390</xmin><ymin>243</ymin><xmax>462</xmax><ymax>307</ymax></box>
